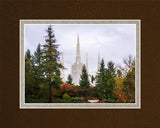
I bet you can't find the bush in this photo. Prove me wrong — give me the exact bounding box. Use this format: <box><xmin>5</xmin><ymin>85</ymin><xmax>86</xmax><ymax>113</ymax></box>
<box><xmin>83</xmin><ymin>96</ymin><xmax>98</xmax><ymax>102</ymax></box>
<box><xmin>98</xmin><ymin>100</ymin><xmax>104</xmax><ymax>103</ymax></box>
<box><xmin>25</xmin><ymin>98</ymin><xmax>47</xmax><ymax>103</ymax></box>
<box><xmin>104</xmin><ymin>99</ymin><xmax>116</xmax><ymax>103</ymax></box>
<box><xmin>70</xmin><ymin>97</ymin><xmax>85</xmax><ymax>103</ymax></box>
<box><xmin>63</xmin><ymin>93</ymin><xmax>71</xmax><ymax>101</ymax></box>
<box><xmin>52</xmin><ymin>99</ymin><xmax>71</xmax><ymax>103</ymax></box>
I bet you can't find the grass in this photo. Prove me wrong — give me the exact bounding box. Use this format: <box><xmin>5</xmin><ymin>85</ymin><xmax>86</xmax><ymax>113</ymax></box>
<box><xmin>25</xmin><ymin>98</ymin><xmax>47</xmax><ymax>103</ymax></box>
<box><xmin>25</xmin><ymin>98</ymin><xmax>85</xmax><ymax>103</ymax></box>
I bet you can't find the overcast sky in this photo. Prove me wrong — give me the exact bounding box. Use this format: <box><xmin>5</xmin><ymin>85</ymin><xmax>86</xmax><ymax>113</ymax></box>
<box><xmin>24</xmin><ymin>24</ymin><xmax>136</xmax><ymax>79</ymax></box>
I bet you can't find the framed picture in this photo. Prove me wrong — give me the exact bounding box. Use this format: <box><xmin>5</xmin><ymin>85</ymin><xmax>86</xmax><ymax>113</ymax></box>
<box><xmin>2</xmin><ymin>0</ymin><xmax>160</xmax><ymax>128</ymax></box>
<box><xmin>20</xmin><ymin>20</ymin><xmax>141</xmax><ymax>109</ymax></box>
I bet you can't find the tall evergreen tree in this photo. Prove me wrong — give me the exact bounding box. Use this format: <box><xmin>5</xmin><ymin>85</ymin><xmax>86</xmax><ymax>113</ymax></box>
<box><xmin>33</xmin><ymin>44</ymin><xmax>43</xmax><ymax>81</ymax></box>
<box><xmin>66</xmin><ymin>74</ymin><xmax>73</xmax><ymax>85</ymax></box>
<box><xmin>96</xmin><ymin>60</ymin><xmax>116</xmax><ymax>99</ymax></box>
<box><xmin>91</xmin><ymin>75</ymin><xmax>95</xmax><ymax>83</ymax></box>
<box><xmin>95</xmin><ymin>59</ymin><xmax>106</xmax><ymax>99</ymax></box>
<box><xmin>25</xmin><ymin>49</ymin><xmax>39</xmax><ymax>101</ymax></box>
<box><xmin>42</xmin><ymin>25</ymin><xmax>63</xmax><ymax>103</ymax></box>
<box><xmin>26</xmin><ymin>49</ymin><xmax>31</xmax><ymax>60</ymax></box>
<box><xmin>26</xmin><ymin>49</ymin><xmax>35</xmax><ymax>68</ymax></box>
<box><xmin>104</xmin><ymin>61</ymin><xmax>116</xmax><ymax>99</ymax></box>
<box><xmin>79</xmin><ymin>65</ymin><xmax>90</xmax><ymax>89</ymax></box>
<box><xmin>34</xmin><ymin>43</ymin><xmax>42</xmax><ymax>66</ymax></box>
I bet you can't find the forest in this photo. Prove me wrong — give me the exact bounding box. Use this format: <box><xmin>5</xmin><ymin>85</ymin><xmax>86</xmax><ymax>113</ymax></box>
<box><xmin>25</xmin><ymin>25</ymin><xmax>135</xmax><ymax>103</ymax></box>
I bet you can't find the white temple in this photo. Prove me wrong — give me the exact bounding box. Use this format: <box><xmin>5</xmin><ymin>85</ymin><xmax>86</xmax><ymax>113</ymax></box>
<box><xmin>71</xmin><ymin>34</ymin><xmax>83</xmax><ymax>85</ymax></box>
<box><xmin>61</xmin><ymin>34</ymin><xmax>101</xmax><ymax>87</ymax></box>
<box><xmin>60</xmin><ymin>52</ymin><xmax>66</xmax><ymax>83</ymax></box>
<box><xmin>97</xmin><ymin>52</ymin><xmax>101</xmax><ymax>71</ymax></box>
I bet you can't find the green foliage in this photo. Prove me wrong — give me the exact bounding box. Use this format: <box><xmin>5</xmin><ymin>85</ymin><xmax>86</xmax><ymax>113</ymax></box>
<box><xmin>104</xmin><ymin>61</ymin><xmax>116</xmax><ymax>99</ymax></box>
<box><xmin>25</xmin><ymin>98</ymin><xmax>47</xmax><ymax>103</ymax></box>
<box><xmin>103</xmin><ymin>99</ymin><xmax>116</xmax><ymax>103</ymax></box>
<box><xmin>70</xmin><ymin>97</ymin><xmax>85</xmax><ymax>103</ymax></box>
<box><xmin>42</xmin><ymin>25</ymin><xmax>62</xmax><ymax>79</ymax></box>
<box><xmin>86</xmin><ymin>87</ymin><xmax>97</xmax><ymax>97</ymax></box>
<box><xmin>51</xmin><ymin>87</ymin><xmax>61</xmax><ymax>98</ymax></box>
<box><xmin>25</xmin><ymin>50</ymin><xmax>40</xmax><ymax>99</ymax></box>
<box><xmin>91</xmin><ymin>75</ymin><xmax>95</xmax><ymax>83</ymax></box>
<box><xmin>79</xmin><ymin>65</ymin><xmax>90</xmax><ymax>89</ymax></box>
<box><xmin>24</xmin><ymin>26</ymin><xmax>135</xmax><ymax>103</ymax></box>
<box><xmin>38</xmin><ymin>83</ymin><xmax>49</xmax><ymax>102</ymax></box>
<box><xmin>117</xmin><ymin>69</ymin><xmax>122</xmax><ymax>78</ymax></box>
<box><xmin>32</xmin><ymin>44</ymin><xmax>44</xmax><ymax>82</ymax></box>
<box><xmin>63</xmin><ymin>93</ymin><xmax>71</xmax><ymax>101</ymax></box>
<box><xmin>95</xmin><ymin>59</ymin><xmax>106</xmax><ymax>99</ymax></box>
<box><xmin>26</xmin><ymin>49</ymin><xmax>31</xmax><ymax>60</ymax></box>
<box><xmin>34</xmin><ymin>44</ymin><xmax>42</xmax><ymax>66</ymax></box>
<box><xmin>95</xmin><ymin>59</ymin><xmax>116</xmax><ymax>99</ymax></box>
<box><xmin>42</xmin><ymin>25</ymin><xmax>63</xmax><ymax>102</ymax></box>
<box><xmin>52</xmin><ymin>99</ymin><xmax>70</xmax><ymax>103</ymax></box>
<box><xmin>66</xmin><ymin>74</ymin><xmax>73</xmax><ymax>85</ymax></box>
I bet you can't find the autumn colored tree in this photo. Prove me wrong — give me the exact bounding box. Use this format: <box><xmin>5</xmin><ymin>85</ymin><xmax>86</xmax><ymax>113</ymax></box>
<box><xmin>42</xmin><ymin>25</ymin><xmax>63</xmax><ymax>103</ymax></box>
<box><xmin>60</xmin><ymin>83</ymin><xmax>72</xmax><ymax>95</ymax></box>
<box><xmin>79</xmin><ymin>65</ymin><xmax>90</xmax><ymax>89</ymax></box>
<box><xmin>113</xmin><ymin>76</ymin><xmax>126</xmax><ymax>102</ymax></box>
<box><xmin>69</xmin><ymin>85</ymin><xmax>80</xmax><ymax>97</ymax></box>
<box><xmin>117</xmin><ymin>69</ymin><xmax>122</xmax><ymax>78</ymax></box>
<box><xmin>123</xmin><ymin>56</ymin><xmax>135</xmax><ymax>102</ymax></box>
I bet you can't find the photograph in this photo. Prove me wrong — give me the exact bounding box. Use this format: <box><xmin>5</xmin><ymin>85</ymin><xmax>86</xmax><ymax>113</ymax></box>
<box><xmin>20</xmin><ymin>20</ymin><xmax>141</xmax><ymax>109</ymax></box>
<box><xmin>2</xmin><ymin>0</ymin><xmax>160</xmax><ymax>127</ymax></box>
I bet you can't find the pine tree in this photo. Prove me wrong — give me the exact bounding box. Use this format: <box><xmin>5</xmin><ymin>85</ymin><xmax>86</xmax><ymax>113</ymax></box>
<box><xmin>25</xmin><ymin>50</ymin><xmax>34</xmax><ymax>97</ymax></box>
<box><xmin>91</xmin><ymin>75</ymin><xmax>95</xmax><ymax>83</ymax></box>
<box><xmin>25</xmin><ymin>49</ymin><xmax>39</xmax><ymax>101</ymax></box>
<box><xmin>66</xmin><ymin>74</ymin><xmax>73</xmax><ymax>85</ymax></box>
<box><xmin>33</xmin><ymin>44</ymin><xmax>43</xmax><ymax>81</ymax></box>
<box><xmin>42</xmin><ymin>25</ymin><xmax>63</xmax><ymax>103</ymax></box>
<box><xmin>104</xmin><ymin>61</ymin><xmax>116</xmax><ymax>99</ymax></box>
<box><xmin>25</xmin><ymin>49</ymin><xmax>35</xmax><ymax>69</ymax></box>
<box><xmin>79</xmin><ymin>65</ymin><xmax>90</xmax><ymax>89</ymax></box>
<box><xmin>95</xmin><ymin>59</ymin><xmax>106</xmax><ymax>99</ymax></box>
<box><xmin>26</xmin><ymin>49</ymin><xmax>31</xmax><ymax>60</ymax></box>
<box><xmin>34</xmin><ymin>43</ymin><xmax>42</xmax><ymax>66</ymax></box>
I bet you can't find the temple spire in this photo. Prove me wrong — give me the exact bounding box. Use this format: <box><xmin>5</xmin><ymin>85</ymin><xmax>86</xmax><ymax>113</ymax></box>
<box><xmin>86</xmin><ymin>52</ymin><xmax>89</xmax><ymax>73</ymax></box>
<box><xmin>97</xmin><ymin>52</ymin><xmax>100</xmax><ymax>71</ymax></box>
<box><xmin>76</xmin><ymin>33</ymin><xmax>81</xmax><ymax>63</ymax></box>
<box><xmin>61</xmin><ymin>52</ymin><xmax>65</xmax><ymax>82</ymax></box>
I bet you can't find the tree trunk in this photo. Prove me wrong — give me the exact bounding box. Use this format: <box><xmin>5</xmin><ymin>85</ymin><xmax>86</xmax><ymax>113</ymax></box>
<box><xmin>48</xmin><ymin>66</ymin><xmax>52</xmax><ymax>103</ymax></box>
<box><xmin>48</xmin><ymin>82</ymin><xmax>52</xmax><ymax>103</ymax></box>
